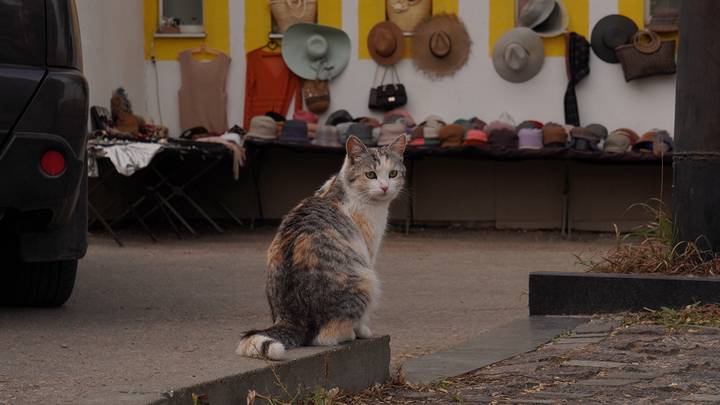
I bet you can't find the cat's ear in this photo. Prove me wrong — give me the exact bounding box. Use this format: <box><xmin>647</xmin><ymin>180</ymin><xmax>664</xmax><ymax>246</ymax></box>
<box><xmin>387</xmin><ymin>135</ymin><xmax>407</xmax><ymax>156</ymax></box>
<box><xmin>346</xmin><ymin>135</ymin><xmax>368</xmax><ymax>162</ymax></box>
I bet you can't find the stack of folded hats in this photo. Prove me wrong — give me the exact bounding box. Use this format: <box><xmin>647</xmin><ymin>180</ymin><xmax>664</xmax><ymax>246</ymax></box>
<box><xmin>470</xmin><ymin>117</ymin><xmax>487</xmax><ymax>130</ymax></box>
<box><xmin>439</xmin><ymin>124</ymin><xmax>465</xmax><ymax>148</ymax></box>
<box><xmin>517</xmin><ymin>120</ymin><xmax>544</xmax><ymax>130</ymax></box>
<box><xmin>453</xmin><ymin>118</ymin><xmax>473</xmax><ymax>133</ymax></box>
<box><xmin>384</xmin><ymin>108</ymin><xmax>415</xmax><ymax>127</ymax></box>
<box><xmin>604</xmin><ymin>128</ymin><xmax>639</xmax><ymax>153</ymax></box>
<box><xmin>337</xmin><ymin>122</ymin><xmax>354</xmax><ymax>144</ymax></box>
<box><xmin>485</xmin><ymin>120</ymin><xmax>518</xmax><ymax>150</ymax></box>
<box><xmin>378</xmin><ymin>123</ymin><xmax>406</xmax><ymax>146</ymax></box>
<box><xmin>265</xmin><ymin>111</ymin><xmax>286</xmax><ymax>134</ymax></box>
<box><xmin>294</xmin><ymin>110</ymin><xmax>319</xmax><ymax>140</ymax></box>
<box><xmin>355</xmin><ymin>116</ymin><xmax>381</xmax><ymax>128</ymax></box>
<box><xmin>279</xmin><ymin>120</ymin><xmax>309</xmax><ymax>144</ymax></box>
<box><xmin>570</xmin><ymin>123</ymin><xmax>607</xmax><ymax>151</ymax></box>
<box><xmin>347</xmin><ymin>122</ymin><xmax>376</xmax><ymax>146</ymax></box>
<box><xmin>245</xmin><ymin>116</ymin><xmax>279</xmax><ymax>141</ymax></box>
<box><xmin>542</xmin><ymin>122</ymin><xmax>569</xmax><ymax>148</ymax></box>
<box><xmin>463</xmin><ymin>129</ymin><xmax>489</xmax><ymax>147</ymax></box>
<box><xmin>313</xmin><ymin>125</ymin><xmax>341</xmax><ymax>147</ymax></box>
<box><xmin>518</xmin><ymin>128</ymin><xmax>543</xmax><ymax>150</ymax></box>
<box><xmin>421</xmin><ymin>115</ymin><xmax>445</xmax><ymax>147</ymax></box>
<box><xmin>325</xmin><ymin>109</ymin><xmax>353</xmax><ymax>126</ymax></box>
<box><xmin>633</xmin><ymin>129</ymin><xmax>673</xmax><ymax>156</ymax></box>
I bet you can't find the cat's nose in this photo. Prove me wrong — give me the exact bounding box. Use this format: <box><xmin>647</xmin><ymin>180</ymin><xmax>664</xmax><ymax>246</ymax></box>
<box><xmin>380</xmin><ymin>185</ymin><xmax>389</xmax><ymax>193</ymax></box>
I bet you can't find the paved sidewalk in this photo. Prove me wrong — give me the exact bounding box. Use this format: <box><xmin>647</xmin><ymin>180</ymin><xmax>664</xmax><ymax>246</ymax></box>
<box><xmin>348</xmin><ymin>317</ymin><xmax>720</xmax><ymax>404</ymax></box>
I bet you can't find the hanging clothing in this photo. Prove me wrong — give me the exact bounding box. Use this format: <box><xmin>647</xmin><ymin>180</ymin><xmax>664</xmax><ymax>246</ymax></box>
<box><xmin>244</xmin><ymin>47</ymin><xmax>302</xmax><ymax>129</ymax></box>
<box><xmin>178</xmin><ymin>50</ymin><xmax>231</xmax><ymax>135</ymax></box>
<box><xmin>564</xmin><ymin>32</ymin><xmax>590</xmax><ymax>127</ymax></box>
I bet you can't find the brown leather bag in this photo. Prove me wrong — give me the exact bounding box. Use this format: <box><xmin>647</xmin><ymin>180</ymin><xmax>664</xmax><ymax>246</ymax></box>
<box><xmin>615</xmin><ymin>30</ymin><xmax>676</xmax><ymax>82</ymax></box>
<box><xmin>302</xmin><ymin>79</ymin><xmax>330</xmax><ymax>114</ymax></box>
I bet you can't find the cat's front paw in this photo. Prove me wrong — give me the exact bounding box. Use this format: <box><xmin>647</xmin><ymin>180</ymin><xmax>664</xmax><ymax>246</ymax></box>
<box><xmin>355</xmin><ymin>325</ymin><xmax>373</xmax><ymax>339</ymax></box>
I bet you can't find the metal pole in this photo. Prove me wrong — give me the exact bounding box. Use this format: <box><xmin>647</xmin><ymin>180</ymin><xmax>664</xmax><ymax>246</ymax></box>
<box><xmin>672</xmin><ymin>1</ymin><xmax>720</xmax><ymax>252</ymax></box>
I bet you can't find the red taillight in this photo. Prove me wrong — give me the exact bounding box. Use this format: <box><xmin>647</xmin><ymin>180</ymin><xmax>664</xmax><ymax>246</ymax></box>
<box><xmin>40</xmin><ymin>150</ymin><xmax>66</xmax><ymax>176</ymax></box>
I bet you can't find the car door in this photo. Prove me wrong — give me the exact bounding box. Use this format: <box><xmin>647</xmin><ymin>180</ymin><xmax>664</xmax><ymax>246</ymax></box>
<box><xmin>0</xmin><ymin>0</ymin><xmax>47</xmax><ymax>151</ymax></box>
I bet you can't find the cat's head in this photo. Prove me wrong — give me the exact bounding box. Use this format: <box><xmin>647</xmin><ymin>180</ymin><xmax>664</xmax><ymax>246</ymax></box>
<box><xmin>341</xmin><ymin>135</ymin><xmax>407</xmax><ymax>203</ymax></box>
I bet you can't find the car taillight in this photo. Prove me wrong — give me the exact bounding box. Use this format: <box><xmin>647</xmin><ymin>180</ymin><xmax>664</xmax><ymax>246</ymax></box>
<box><xmin>40</xmin><ymin>150</ymin><xmax>66</xmax><ymax>176</ymax></box>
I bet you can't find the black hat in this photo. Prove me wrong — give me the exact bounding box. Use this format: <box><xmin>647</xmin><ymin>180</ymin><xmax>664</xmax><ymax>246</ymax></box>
<box><xmin>591</xmin><ymin>15</ymin><xmax>639</xmax><ymax>64</ymax></box>
<box><xmin>325</xmin><ymin>109</ymin><xmax>354</xmax><ymax>126</ymax></box>
<box><xmin>279</xmin><ymin>120</ymin><xmax>309</xmax><ymax>144</ymax></box>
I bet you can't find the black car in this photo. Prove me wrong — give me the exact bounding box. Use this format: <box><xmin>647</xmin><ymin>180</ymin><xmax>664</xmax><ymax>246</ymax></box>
<box><xmin>0</xmin><ymin>0</ymin><xmax>88</xmax><ymax>306</ymax></box>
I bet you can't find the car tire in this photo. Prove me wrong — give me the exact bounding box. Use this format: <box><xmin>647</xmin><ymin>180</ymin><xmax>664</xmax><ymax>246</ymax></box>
<box><xmin>0</xmin><ymin>259</ymin><xmax>78</xmax><ymax>307</ymax></box>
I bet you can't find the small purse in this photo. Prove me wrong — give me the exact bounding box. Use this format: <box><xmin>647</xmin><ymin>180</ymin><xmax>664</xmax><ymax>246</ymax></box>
<box><xmin>303</xmin><ymin>79</ymin><xmax>330</xmax><ymax>115</ymax></box>
<box><xmin>368</xmin><ymin>66</ymin><xmax>408</xmax><ymax>111</ymax></box>
<box><xmin>615</xmin><ymin>30</ymin><xmax>676</xmax><ymax>82</ymax></box>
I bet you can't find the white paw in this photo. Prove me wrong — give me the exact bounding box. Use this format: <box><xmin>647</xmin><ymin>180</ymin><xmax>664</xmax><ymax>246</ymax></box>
<box><xmin>355</xmin><ymin>325</ymin><xmax>372</xmax><ymax>339</ymax></box>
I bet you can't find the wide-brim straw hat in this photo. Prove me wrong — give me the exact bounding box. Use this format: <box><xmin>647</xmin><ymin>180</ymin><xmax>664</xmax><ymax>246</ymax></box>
<box><xmin>368</xmin><ymin>21</ymin><xmax>406</xmax><ymax>66</ymax></box>
<box><xmin>591</xmin><ymin>15</ymin><xmax>639</xmax><ymax>64</ymax></box>
<box><xmin>282</xmin><ymin>23</ymin><xmax>351</xmax><ymax>80</ymax></box>
<box><xmin>493</xmin><ymin>27</ymin><xmax>545</xmax><ymax>83</ymax></box>
<box><xmin>411</xmin><ymin>14</ymin><xmax>472</xmax><ymax>79</ymax></box>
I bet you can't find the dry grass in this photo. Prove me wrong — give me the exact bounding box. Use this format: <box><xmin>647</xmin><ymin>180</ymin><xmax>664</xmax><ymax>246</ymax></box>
<box><xmin>578</xmin><ymin>200</ymin><xmax>720</xmax><ymax>276</ymax></box>
<box><xmin>625</xmin><ymin>303</ymin><xmax>720</xmax><ymax>330</ymax></box>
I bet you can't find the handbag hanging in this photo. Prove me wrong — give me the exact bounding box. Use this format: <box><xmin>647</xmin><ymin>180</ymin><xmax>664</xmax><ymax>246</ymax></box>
<box><xmin>303</xmin><ymin>79</ymin><xmax>330</xmax><ymax>115</ymax></box>
<box><xmin>615</xmin><ymin>30</ymin><xmax>676</xmax><ymax>82</ymax></box>
<box><xmin>368</xmin><ymin>65</ymin><xmax>408</xmax><ymax>111</ymax></box>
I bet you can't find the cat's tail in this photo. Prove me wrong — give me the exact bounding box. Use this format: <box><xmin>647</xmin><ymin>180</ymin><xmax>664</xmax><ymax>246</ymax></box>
<box><xmin>236</xmin><ymin>321</ymin><xmax>305</xmax><ymax>360</ymax></box>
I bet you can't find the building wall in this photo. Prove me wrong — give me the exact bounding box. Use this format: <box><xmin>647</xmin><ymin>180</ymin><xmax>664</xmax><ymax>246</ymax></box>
<box><xmin>138</xmin><ymin>0</ymin><xmax>676</xmax><ymax>137</ymax></box>
<box><xmin>76</xmin><ymin>0</ymin><xmax>146</xmax><ymax>119</ymax></box>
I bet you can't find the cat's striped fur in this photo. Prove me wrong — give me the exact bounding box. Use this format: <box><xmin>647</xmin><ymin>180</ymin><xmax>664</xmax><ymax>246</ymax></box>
<box><xmin>237</xmin><ymin>135</ymin><xmax>407</xmax><ymax>360</ymax></box>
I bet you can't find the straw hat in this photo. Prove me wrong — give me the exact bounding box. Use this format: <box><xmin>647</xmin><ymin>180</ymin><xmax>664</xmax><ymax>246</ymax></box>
<box><xmin>282</xmin><ymin>23</ymin><xmax>351</xmax><ymax>80</ymax></box>
<box><xmin>386</xmin><ymin>0</ymin><xmax>432</xmax><ymax>32</ymax></box>
<box><xmin>411</xmin><ymin>14</ymin><xmax>472</xmax><ymax>79</ymax></box>
<box><xmin>493</xmin><ymin>28</ymin><xmax>545</xmax><ymax>83</ymax></box>
<box><xmin>591</xmin><ymin>15</ymin><xmax>639</xmax><ymax>64</ymax></box>
<box><xmin>368</xmin><ymin>21</ymin><xmax>405</xmax><ymax>66</ymax></box>
<box><xmin>245</xmin><ymin>116</ymin><xmax>278</xmax><ymax>140</ymax></box>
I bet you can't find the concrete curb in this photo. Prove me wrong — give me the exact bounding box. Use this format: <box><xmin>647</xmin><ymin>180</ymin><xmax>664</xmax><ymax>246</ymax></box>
<box><xmin>146</xmin><ymin>336</ymin><xmax>390</xmax><ymax>405</ymax></box>
<box><xmin>402</xmin><ymin>317</ymin><xmax>588</xmax><ymax>385</ymax></box>
<box><xmin>529</xmin><ymin>271</ymin><xmax>720</xmax><ymax>315</ymax></box>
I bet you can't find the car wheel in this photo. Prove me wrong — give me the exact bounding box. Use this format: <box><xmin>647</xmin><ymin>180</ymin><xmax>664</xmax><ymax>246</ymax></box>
<box><xmin>0</xmin><ymin>259</ymin><xmax>78</xmax><ymax>307</ymax></box>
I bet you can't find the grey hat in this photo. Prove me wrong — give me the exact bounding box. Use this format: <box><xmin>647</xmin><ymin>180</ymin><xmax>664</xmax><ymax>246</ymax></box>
<box><xmin>604</xmin><ymin>130</ymin><xmax>633</xmax><ymax>153</ymax></box>
<box><xmin>532</xmin><ymin>1</ymin><xmax>569</xmax><ymax>38</ymax></box>
<box><xmin>346</xmin><ymin>123</ymin><xmax>376</xmax><ymax>146</ymax></box>
<box><xmin>586</xmin><ymin>123</ymin><xmax>609</xmax><ymax>141</ymax></box>
<box><xmin>282</xmin><ymin>23</ymin><xmax>351</xmax><ymax>81</ymax></box>
<box><xmin>313</xmin><ymin>125</ymin><xmax>342</xmax><ymax>147</ymax></box>
<box><xmin>245</xmin><ymin>116</ymin><xmax>278</xmax><ymax>140</ymax></box>
<box><xmin>336</xmin><ymin>122</ymin><xmax>354</xmax><ymax>144</ymax></box>
<box><xmin>518</xmin><ymin>0</ymin><xmax>556</xmax><ymax>29</ymax></box>
<box><xmin>378</xmin><ymin>123</ymin><xmax>406</xmax><ymax>146</ymax></box>
<box><xmin>325</xmin><ymin>109</ymin><xmax>353</xmax><ymax>126</ymax></box>
<box><xmin>493</xmin><ymin>28</ymin><xmax>545</xmax><ymax>83</ymax></box>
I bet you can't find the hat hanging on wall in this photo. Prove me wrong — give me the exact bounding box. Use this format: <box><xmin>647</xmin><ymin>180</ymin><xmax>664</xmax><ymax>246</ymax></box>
<box><xmin>282</xmin><ymin>23</ymin><xmax>351</xmax><ymax>80</ymax></box>
<box><xmin>493</xmin><ymin>27</ymin><xmax>545</xmax><ymax>83</ymax></box>
<box><xmin>518</xmin><ymin>0</ymin><xmax>569</xmax><ymax>38</ymax></box>
<box><xmin>411</xmin><ymin>14</ymin><xmax>472</xmax><ymax>79</ymax></box>
<box><xmin>590</xmin><ymin>15</ymin><xmax>639</xmax><ymax>64</ymax></box>
<box><xmin>368</xmin><ymin>21</ymin><xmax>406</xmax><ymax>66</ymax></box>
<box><xmin>386</xmin><ymin>0</ymin><xmax>432</xmax><ymax>32</ymax></box>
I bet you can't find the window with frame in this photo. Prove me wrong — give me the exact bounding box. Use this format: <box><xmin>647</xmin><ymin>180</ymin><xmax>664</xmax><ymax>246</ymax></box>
<box><xmin>645</xmin><ymin>0</ymin><xmax>680</xmax><ymax>33</ymax></box>
<box><xmin>157</xmin><ymin>0</ymin><xmax>205</xmax><ymax>35</ymax></box>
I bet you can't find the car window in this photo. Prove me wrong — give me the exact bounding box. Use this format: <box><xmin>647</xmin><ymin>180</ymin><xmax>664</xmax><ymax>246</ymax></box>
<box><xmin>0</xmin><ymin>0</ymin><xmax>45</xmax><ymax>67</ymax></box>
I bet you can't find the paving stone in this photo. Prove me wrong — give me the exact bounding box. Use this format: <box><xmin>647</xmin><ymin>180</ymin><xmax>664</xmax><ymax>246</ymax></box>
<box><xmin>684</xmin><ymin>394</ymin><xmax>720</xmax><ymax>402</ymax></box>
<box><xmin>616</xmin><ymin>325</ymin><xmax>668</xmax><ymax>335</ymax></box>
<box><xmin>477</xmin><ymin>363</ymin><xmax>539</xmax><ymax>376</ymax></box>
<box><xmin>563</xmin><ymin>360</ymin><xmax>626</xmax><ymax>368</ymax></box>
<box><xmin>568</xmin><ymin>333</ymin><xmax>609</xmax><ymax>338</ymax></box>
<box><xmin>577</xmin><ymin>378</ymin><xmax>639</xmax><ymax>386</ymax></box>
<box><xmin>508</xmin><ymin>399</ymin><xmax>556</xmax><ymax>404</ymax></box>
<box><xmin>554</xmin><ymin>337</ymin><xmax>604</xmax><ymax>345</ymax></box>
<box><xmin>604</xmin><ymin>371</ymin><xmax>667</xmax><ymax>380</ymax></box>
<box><xmin>574</xmin><ymin>320</ymin><xmax>622</xmax><ymax>334</ymax></box>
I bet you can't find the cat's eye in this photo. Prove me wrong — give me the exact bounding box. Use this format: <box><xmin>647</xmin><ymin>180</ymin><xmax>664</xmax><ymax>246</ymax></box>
<box><xmin>388</xmin><ymin>170</ymin><xmax>398</xmax><ymax>178</ymax></box>
<box><xmin>365</xmin><ymin>171</ymin><xmax>377</xmax><ymax>179</ymax></box>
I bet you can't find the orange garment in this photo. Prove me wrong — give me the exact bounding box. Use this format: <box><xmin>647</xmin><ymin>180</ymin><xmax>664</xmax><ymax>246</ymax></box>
<box><xmin>244</xmin><ymin>48</ymin><xmax>302</xmax><ymax>128</ymax></box>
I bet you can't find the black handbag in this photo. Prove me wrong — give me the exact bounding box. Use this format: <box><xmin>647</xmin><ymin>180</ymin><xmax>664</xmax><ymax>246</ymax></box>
<box><xmin>368</xmin><ymin>66</ymin><xmax>407</xmax><ymax>111</ymax></box>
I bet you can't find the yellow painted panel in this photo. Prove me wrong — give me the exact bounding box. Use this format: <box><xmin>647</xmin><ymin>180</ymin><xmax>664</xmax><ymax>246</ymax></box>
<box><xmin>618</xmin><ymin>0</ymin><xmax>644</xmax><ymax>27</ymax></box>
<box><xmin>318</xmin><ymin>0</ymin><xmax>343</xmax><ymax>28</ymax></box>
<box><xmin>489</xmin><ymin>0</ymin><xmax>589</xmax><ymax>57</ymax></box>
<box><xmin>244</xmin><ymin>1</ymin><xmax>343</xmax><ymax>53</ymax></box>
<box><xmin>358</xmin><ymin>0</ymin><xmax>459</xmax><ymax>59</ymax></box>
<box><xmin>144</xmin><ymin>0</ymin><xmax>230</xmax><ymax>61</ymax></box>
<box><xmin>433</xmin><ymin>0</ymin><xmax>459</xmax><ymax>15</ymax></box>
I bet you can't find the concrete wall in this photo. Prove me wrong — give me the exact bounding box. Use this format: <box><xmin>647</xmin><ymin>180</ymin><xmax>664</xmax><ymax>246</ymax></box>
<box><xmin>76</xmin><ymin>0</ymin><xmax>146</xmax><ymax>120</ymax></box>
<box><xmin>140</xmin><ymin>0</ymin><xmax>676</xmax><ymax>136</ymax></box>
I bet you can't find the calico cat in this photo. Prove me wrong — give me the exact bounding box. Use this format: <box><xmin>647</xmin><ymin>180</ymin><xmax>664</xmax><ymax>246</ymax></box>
<box><xmin>237</xmin><ymin>135</ymin><xmax>407</xmax><ymax>360</ymax></box>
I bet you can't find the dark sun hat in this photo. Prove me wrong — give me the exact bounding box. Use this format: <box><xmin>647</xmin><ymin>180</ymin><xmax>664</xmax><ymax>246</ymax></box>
<box><xmin>591</xmin><ymin>14</ymin><xmax>639</xmax><ymax>64</ymax></box>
